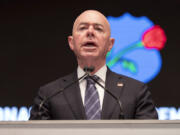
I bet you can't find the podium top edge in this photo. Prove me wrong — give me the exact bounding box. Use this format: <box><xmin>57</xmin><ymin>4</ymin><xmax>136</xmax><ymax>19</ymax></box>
<box><xmin>1</xmin><ymin>120</ymin><xmax>180</xmax><ymax>125</ymax></box>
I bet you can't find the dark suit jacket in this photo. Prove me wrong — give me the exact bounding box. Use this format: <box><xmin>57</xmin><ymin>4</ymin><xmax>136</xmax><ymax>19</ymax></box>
<box><xmin>29</xmin><ymin>68</ymin><xmax>158</xmax><ymax>120</ymax></box>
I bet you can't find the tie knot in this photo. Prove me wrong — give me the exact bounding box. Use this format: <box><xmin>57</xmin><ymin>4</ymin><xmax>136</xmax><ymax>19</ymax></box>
<box><xmin>85</xmin><ymin>75</ymin><xmax>99</xmax><ymax>85</ymax></box>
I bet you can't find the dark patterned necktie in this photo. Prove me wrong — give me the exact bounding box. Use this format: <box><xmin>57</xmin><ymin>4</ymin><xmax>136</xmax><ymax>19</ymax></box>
<box><xmin>84</xmin><ymin>75</ymin><xmax>101</xmax><ymax>120</ymax></box>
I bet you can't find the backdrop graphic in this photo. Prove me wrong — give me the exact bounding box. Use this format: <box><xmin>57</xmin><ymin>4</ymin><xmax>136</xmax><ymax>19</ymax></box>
<box><xmin>0</xmin><ymin>0</ymin><xmax>180</xmax><ymax>120</ymax></box>
<box><xmin>106</xmin><ymin>13</ymin><xmax>166</xmax><ymax>83</ymax></box>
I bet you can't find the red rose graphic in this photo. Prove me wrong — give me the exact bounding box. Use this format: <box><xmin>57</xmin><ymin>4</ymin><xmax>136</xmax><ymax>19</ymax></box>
<box><xmin>142</xmin><ymin>25</ymin><xmax>167</xmax><ymax>50</ymax></box>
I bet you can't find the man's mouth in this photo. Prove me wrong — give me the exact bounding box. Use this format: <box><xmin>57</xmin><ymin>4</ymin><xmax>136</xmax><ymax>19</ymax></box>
<box><xmin>82</xmin><ymin>41</ymin><xmax>97</xmax><ymax>48</ymax></box>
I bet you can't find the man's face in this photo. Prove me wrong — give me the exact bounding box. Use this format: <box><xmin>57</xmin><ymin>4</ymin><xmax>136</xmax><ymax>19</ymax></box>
<box><xmin>68</xmin><ymin>11</ymin><xmax>114</xmax><ymax>62</ymax></box>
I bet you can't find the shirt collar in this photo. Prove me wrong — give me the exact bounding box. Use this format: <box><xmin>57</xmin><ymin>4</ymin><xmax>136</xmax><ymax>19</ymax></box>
<box><xmin>77</xmin><ymin>65</ymin><xmax>107</xmax><ymax>83</ymax></box>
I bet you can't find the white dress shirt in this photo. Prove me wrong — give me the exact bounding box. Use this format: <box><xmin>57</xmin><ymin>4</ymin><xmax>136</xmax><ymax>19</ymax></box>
<box><xmin>77</xmin><ymin>65</ymin><xmax>107</xmax><ymax>109</ymax></box>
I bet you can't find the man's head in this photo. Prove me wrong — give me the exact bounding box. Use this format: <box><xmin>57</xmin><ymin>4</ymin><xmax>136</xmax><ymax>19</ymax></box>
<box><xmin>68</xmin><ymin>10</ymin><xmax>114</xmax><ymax>70</ymax></box>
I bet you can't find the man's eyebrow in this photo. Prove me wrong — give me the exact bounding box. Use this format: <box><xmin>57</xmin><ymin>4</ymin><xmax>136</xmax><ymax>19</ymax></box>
<box><xmin>78</xmin><ymin>22</ymin><xmax>88</xmax><ymax>26</ymax></box>
<box><xmin>94</xmin><ymin>23</ymin><xmax>104</xmax><ymax>27</ymax></box>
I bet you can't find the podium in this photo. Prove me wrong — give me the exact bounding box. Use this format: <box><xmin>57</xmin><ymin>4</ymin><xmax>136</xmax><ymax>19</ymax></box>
<box><xmin>0</xmin><ymin>120</ymin><xmax>180</xmax><ymax>135</ymax></box>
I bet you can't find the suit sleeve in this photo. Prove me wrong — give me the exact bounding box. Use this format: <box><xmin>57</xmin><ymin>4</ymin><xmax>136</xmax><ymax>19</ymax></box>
<box><xmin>29</xmin><ymin>88</ymin><xmax>52</xmax><ymax>120</ymax></box>
<box><xmin>134</xmin><ymin>84</ymin><xmax>158</xmax><ymax>119</ymax></box>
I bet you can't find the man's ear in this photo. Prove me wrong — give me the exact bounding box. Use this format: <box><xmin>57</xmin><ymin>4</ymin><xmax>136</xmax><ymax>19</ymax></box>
<box><xmin>108</xmin><ymin>37</ymin><xmax>115</xmax><ymax>52</ymax></box>
<box><xmin>68</xmin><ymin>36</ymin><xmax>74</xmax><ymax>51</ymax></box>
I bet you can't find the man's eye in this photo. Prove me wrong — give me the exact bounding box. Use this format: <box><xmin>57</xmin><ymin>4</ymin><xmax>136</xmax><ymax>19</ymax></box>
<box><xmin>79</xmin><ymin>27</ymin><xmax>86</xmax><ymax>30</ymax></box>
<box><xmin>95</xmin><ymin>27</ymin><xmax>103</xmax><ymax>32</ymax></box>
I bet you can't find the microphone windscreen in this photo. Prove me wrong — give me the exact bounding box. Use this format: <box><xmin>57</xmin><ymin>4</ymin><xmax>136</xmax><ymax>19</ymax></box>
<box><xmin>83</xmin><ymin>66</ymin><xmax>95</xmax><ymax>73</ymax></box>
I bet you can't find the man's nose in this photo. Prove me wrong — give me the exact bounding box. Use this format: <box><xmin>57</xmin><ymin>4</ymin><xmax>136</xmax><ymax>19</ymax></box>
<box><xmin>87</xmin><ymin>26</ymin><xmax>94</xmax><ymax>38</ymax></box>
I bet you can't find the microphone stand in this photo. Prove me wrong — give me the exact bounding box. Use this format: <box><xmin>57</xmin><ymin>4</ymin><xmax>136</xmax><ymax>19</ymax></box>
<box><xmin>37</xmin><ymin>66</ymin><xmax>124</xmax><ymax>119</ymax></box>
<box><xmin>38</xmin><ymin>72</ymin><xmax>89</xmax><ymax>113</ymax></box>
<box><xmin>36</xmin><ymin>66</ymin><xmax>94</xmax><ymax>119</ymax></box>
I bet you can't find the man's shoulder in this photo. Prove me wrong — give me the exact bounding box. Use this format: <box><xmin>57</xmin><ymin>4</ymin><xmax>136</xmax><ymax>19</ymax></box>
<box><xmin>39</xmin><ymin>72</ymin><xmax>75</xmax><ymax>94</ymax></box>
<box><xmin>108</xmin><ymin>70</ymin><xmax>148</xmax><ymax>96</ymax></box>
<box><xmin>109</xmin><ymin>69</ymin><xmax>146</xmax><ymax>87</ymax></box>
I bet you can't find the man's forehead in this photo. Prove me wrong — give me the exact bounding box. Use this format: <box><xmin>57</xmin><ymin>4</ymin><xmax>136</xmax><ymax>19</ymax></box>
<box><xmin>78</xmin><ymin>22</ymin><xmax>104</xmax><ymax>27</ymax></box>
<box><xmin>73</xmin><ymin>10</ymin><xmax>110</xmax><ymax>29</ymax></box>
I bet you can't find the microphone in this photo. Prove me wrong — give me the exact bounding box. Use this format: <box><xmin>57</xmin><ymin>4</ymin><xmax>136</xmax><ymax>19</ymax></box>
<box><xmin>85</xmin><ymin>71</ymin><xmax>125</xmax><ymax>119</ymax></box>
<box><xmin>38</xmin><ymin>66</ymin><xmax>94</xmax><ymax>113</ymax></box>
<box><xmin>83</xmin><ymin>66</ymin><xmax>95</xmax><ymax>73</ymax></box>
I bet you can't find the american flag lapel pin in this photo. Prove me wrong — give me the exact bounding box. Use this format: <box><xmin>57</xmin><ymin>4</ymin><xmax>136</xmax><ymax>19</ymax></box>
<box><xmin>117</xmin><ymin>82</ymin><xmax>123</xmax><ymax>87</ymax></box>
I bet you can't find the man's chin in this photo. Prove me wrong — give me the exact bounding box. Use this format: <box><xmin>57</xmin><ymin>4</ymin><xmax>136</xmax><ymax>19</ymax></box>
<box><xmin>79</xmin><ymin>54</ymin><xmax>99</xmax><ymax>60</ymax></box>
<box><xmin>80</xmin><ymin>51</ymin><xmax>97</xmax><ymax>56</ymax></box>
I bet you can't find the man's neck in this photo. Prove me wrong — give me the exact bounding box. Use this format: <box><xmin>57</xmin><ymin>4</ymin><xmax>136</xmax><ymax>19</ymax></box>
<box><xmin>77</xmin><ymin>59</ymin><xmax>106</xmax><ymax>75</ymax></box>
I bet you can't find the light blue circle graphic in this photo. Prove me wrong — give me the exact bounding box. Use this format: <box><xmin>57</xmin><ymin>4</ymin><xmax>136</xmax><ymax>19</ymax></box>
<box><xmin>106</xmin><ymin>13</ymin><xmax>162</xmax><ymax>83</ymax></box>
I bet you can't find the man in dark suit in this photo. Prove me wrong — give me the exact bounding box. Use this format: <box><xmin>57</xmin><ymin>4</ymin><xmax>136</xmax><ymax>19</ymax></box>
<box><xmin>29</xmin><ymin>10</ymin><xmax>158</xmax><ymax>120</ymax></box>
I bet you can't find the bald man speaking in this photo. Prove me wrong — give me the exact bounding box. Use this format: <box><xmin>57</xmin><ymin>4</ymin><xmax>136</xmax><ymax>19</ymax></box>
<box><xmin>29</xmin><ymin>10</ymin><xmax>158</xmax><ymax>120</ymax></box>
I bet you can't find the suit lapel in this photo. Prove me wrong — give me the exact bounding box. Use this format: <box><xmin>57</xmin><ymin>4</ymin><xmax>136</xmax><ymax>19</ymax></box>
<box><xmin>62</xmin><ymin>72</ymin><xmax>86</xmax><ymax>119</ymax></box>
<box><xmin>101</xmin><ymin>68</ymin><xmax>124</xmax><ymax>119</ymax></box>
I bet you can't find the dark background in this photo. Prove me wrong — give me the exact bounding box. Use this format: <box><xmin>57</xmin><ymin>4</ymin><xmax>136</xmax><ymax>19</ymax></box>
<box><xmin>0</xmin><ymin>0</ymin><xmax>179</xmax><ymax>107</ymax></box>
